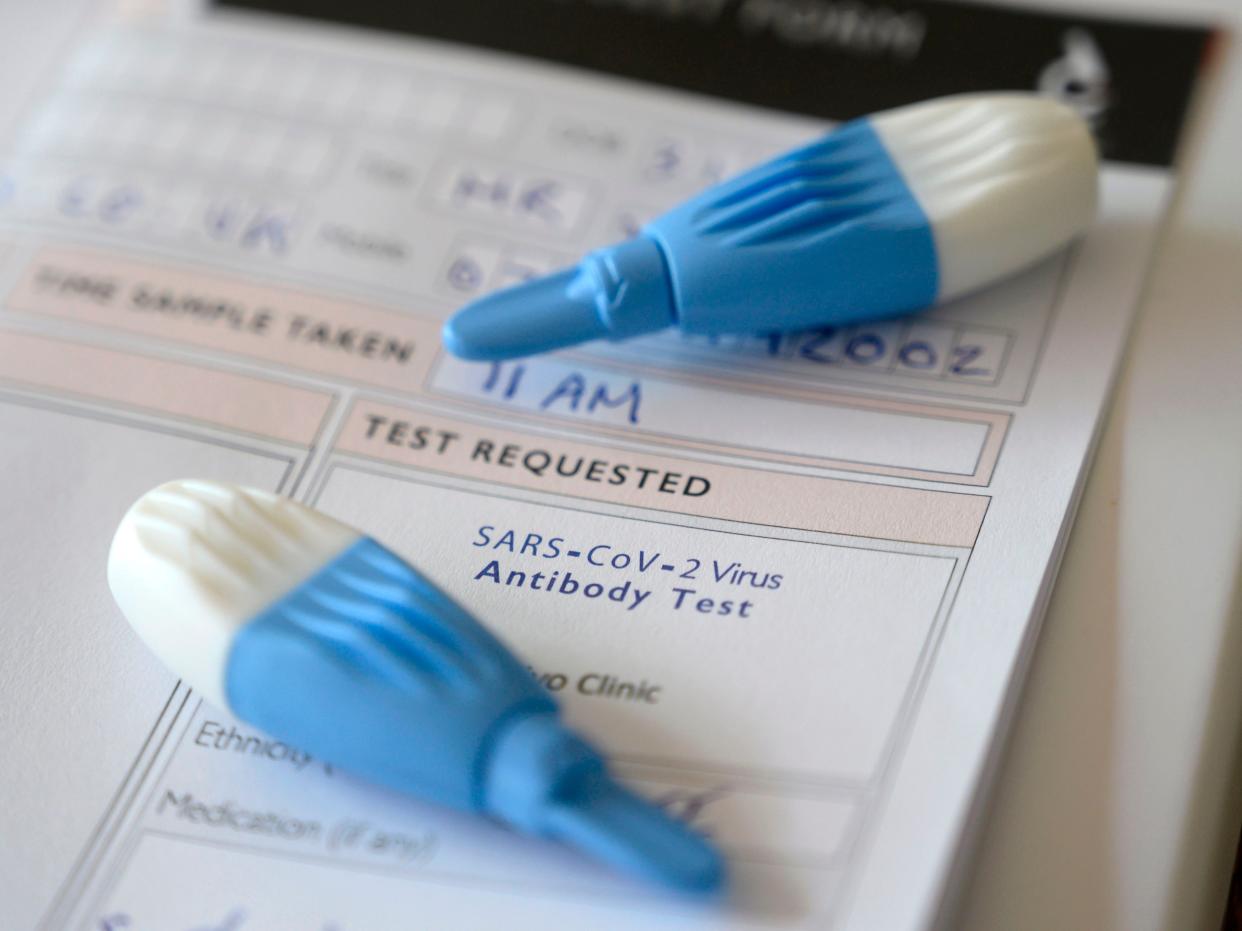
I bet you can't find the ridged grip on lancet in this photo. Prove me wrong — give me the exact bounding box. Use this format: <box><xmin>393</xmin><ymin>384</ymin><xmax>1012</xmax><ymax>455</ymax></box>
<box><xmin>226</xmin><ymin>537</ymin><xmax>554</xmax><ymax>810</ymax></box>
<box><xmin>107</xmin><ymin>479</ymin><xmax>359</xmax><ymax>710</ymax></box>
<box><xmin>688</xmin><ymin>121</ymin><xmax>919</xmax><ymax>247</ymax></box>
<box><xmin>644</xmin><ymin>119</ymin><xmax>938</xmax><ymax>334</ymax></box>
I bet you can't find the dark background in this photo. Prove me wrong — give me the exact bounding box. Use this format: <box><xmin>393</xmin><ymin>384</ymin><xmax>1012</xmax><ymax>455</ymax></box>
<box><xmin>217</xmin><ymin>0</ymin><xmax>1214</xmax><ymax>166</ymax></box>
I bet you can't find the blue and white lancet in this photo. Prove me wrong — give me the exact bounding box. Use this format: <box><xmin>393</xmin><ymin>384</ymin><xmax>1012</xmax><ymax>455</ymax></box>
<box><xmin>442</xmin><ymin>93</ymin><xmax>1098</xmax><ymax>360</ymax></box>
<box><xmin>107</xmin><ymin>480</ymin><xmax>725</xmax><ymax>894</ymax></box>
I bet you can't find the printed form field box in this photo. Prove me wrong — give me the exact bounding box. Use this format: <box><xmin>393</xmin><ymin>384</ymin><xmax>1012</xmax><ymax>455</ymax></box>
<box><xmin>102</xmin><ymin>830</ymin><xmax>810</xmax><ymax>927</ymax></box>
<box><xmin>7</xmin><ymin>247</ymin><xmax>439</xmax><ymax>392</ymax></box>
<box><xmin>143</xmin><ymin>699</ymin><xmax>853</xmax><ymax>889</ymax></box>
<box><xmin>312</xmin><ymin>467</ymin><xmax>959</xmax><ymax>783</ymax></box>
<box><xmin>0</xmin><ymin>331</ymin><xmax>331</xmax><ymax>444</ymax></box>
<box><xmin>432</xmin><ymin>354</ymin><xmax>1007</xmax><ymax>484</ymax></box>
<box><xmin>334</xmin><ymin>400</ymin><xmax>987</xmax><ymax>547</ymax></box>
<box><xmin>622</xmin><ymin>773</ymin><xmax>856</xmax><ymax>867</ymax></box>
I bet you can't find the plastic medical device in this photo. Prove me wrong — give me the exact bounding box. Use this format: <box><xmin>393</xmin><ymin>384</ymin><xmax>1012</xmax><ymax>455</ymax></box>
<box><xmin>442</xmin><ymin>93</ymin><xmax>1098</xmax><ymax>360</ymax></box>
<box><xmin>107</xmin><ymin>480</ymin><xmax>724</xmax><ymax>894</ymax></box>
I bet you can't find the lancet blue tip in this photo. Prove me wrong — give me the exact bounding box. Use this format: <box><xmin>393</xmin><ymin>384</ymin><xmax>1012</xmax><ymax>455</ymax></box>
<box><xmin>442</xmin><ymin>94</ymin><xmax>1099</xmax><ymax>360</ymax></box>
<box><xmin>442</xmin><ymin>234</ymin><xmax>678</xmax><ymax>361</ymax></box>
<box><xmin>107</xmin><ymin>480</ymin><xmax>726</xmax><ymax>896</ymax></box>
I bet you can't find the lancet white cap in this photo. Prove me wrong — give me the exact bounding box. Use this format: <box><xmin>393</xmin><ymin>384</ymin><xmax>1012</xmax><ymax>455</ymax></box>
<box><xmin>872</xmin><ymin>93</ymin><xmax>1098</xmax><ymax>300</ymax></box>
<box><xmin>107</xmin><ymin>480</ymin><xmax>359</xmax><ymax>708</ymax></box>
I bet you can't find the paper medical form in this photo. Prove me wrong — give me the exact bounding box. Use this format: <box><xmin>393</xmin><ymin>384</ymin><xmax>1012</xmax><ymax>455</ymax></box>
<box><xmin>0</xmin><ymin>1</ymin><xmax>1217</xmax><ymax>928</ymax></box>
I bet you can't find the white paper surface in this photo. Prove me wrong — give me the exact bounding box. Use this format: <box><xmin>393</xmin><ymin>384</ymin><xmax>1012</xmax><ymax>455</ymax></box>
<box><xmin>0</xmin><ymin>3</ymin><xmax>1209</xmax><ymax>929</ymax></box>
